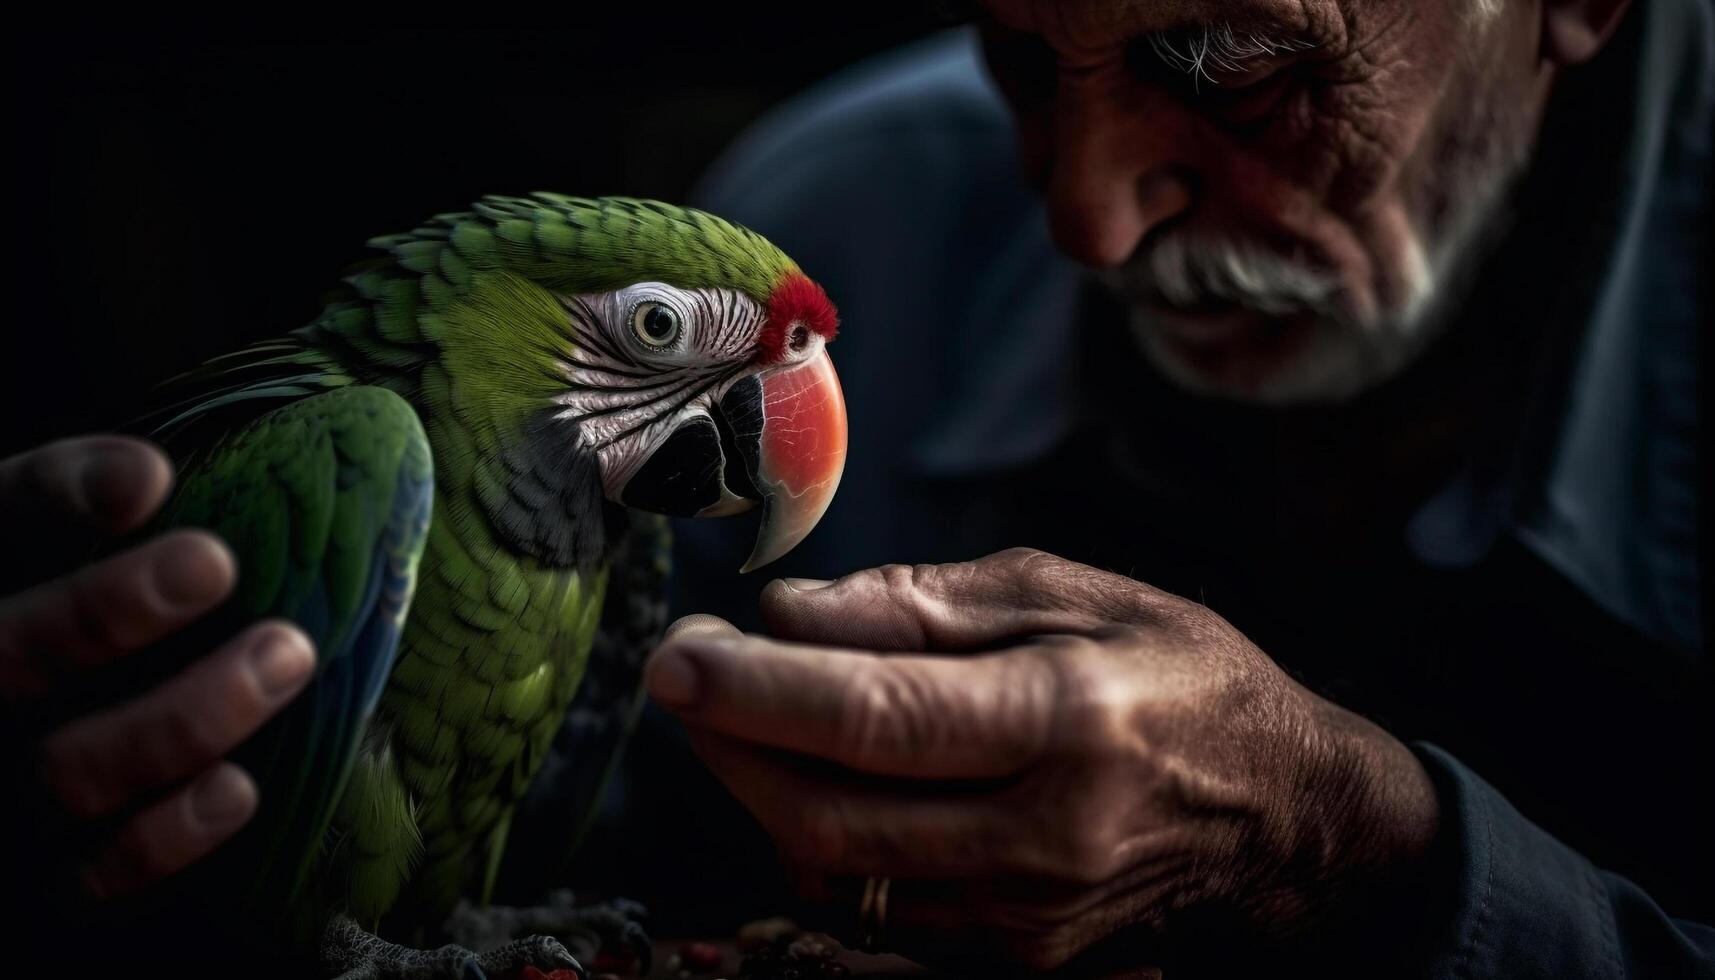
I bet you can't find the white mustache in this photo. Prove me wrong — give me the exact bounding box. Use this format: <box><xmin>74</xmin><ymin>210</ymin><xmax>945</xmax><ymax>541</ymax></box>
<box><xmin>1106</xmin><ymin>235</ymin><xmax>1346</xmax><ymax>321</ymax></box>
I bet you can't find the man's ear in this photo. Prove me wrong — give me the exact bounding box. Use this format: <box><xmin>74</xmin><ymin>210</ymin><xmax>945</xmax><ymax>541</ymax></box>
<box><xmin>1542</xmin><ymin>0</ymin><xmax>1634</xmax><ymax>65</ymax></box>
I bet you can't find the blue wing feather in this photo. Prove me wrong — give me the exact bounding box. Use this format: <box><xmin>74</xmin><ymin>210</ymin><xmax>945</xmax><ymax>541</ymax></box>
<box><xmin>149</xmin><ymin>385</ymin><xmax>433</xmax><ymax>937</ymax></box>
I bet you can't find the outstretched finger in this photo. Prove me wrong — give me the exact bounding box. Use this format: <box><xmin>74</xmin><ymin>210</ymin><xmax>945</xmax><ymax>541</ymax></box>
<box><xmin>687</xmin><ymin>728</ymin><xmax>1016</xmax><ymax>879</ymax></box>
<box><xmin>0</xmin><ymin>530</ymin><xmax>235</xmax><ymax>702</ymax></box>
<box><xmin>647</xmin><ymin>631</ymin><xmax>1057</xmax><ymax>779</ymax></box>
<box><xmin>759</xmin><ymin>548</ymin><xmax>1173</xmax><ymax>652</ymax></box>
<box><xmin>37</xmin><ymin>620</ymin><xmax>313</xmax><ymax>821</ymax></box>
<box><xmin>78</xmin><ymin>762</ymin><xmax>258</xmax><ymax>901</ymax></box>
<box><xmin>0</xmin><ymin>435</ymin><xmax>173</xmax><ymax>543</ymax></box>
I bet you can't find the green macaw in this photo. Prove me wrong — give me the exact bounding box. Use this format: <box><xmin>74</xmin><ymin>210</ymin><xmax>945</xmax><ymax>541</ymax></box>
<box><xmin>134</xmin><ymin>195</ymin><xmax>848</xmax><ymax>979</ymax></box>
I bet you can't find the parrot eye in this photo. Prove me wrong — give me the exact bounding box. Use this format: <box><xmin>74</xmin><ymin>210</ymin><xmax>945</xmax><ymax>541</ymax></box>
<box><xmin>630</xmin><ymin>301</ymin><xmax>682</xmax><ymax>349</ymax></box>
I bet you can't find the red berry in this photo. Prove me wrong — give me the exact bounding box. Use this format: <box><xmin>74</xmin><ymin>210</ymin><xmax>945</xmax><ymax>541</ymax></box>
<box><xmin>683</xmin><ymin>941</ymin><xmax>723</xmax><ymax>971</ymax></box>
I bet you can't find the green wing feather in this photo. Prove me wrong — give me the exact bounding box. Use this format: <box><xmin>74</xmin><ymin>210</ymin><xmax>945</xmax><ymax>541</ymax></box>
<box><xmin>152</xmin><ymin>385</ymin><xmax>434</xmax><ymax>940</ymax></box>
<box><xmin>118</xmin><ymin>193</ymin><xmax>792</xmax><ymax>943</ymax></box>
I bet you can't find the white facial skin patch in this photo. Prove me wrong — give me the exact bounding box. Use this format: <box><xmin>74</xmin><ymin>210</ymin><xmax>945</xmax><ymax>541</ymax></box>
<box><xmin>552</xmin><ymin>283</ymin><xmax>763</xmax><ymax>505</ymax></box>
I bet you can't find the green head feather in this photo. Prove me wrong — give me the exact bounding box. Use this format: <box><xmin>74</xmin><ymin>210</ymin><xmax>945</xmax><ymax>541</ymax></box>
<box><xmin>366</xmin><ymin>193</ymin><xmax>800</xmax><ymax>302</ymax></box>
<box><xmin>322</xmin><ymin>194</ymin><xmax>811</xmax><ymax>440</ymax></box>
<box><xmin>145</xmin><ymin>195</ymin><xmax>817</xmax><ymax>465</ymax></box>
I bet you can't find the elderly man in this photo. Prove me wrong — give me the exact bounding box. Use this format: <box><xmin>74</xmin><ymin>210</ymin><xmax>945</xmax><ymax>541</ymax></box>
<box><xmin>650</xmin><ymin>0</ymin><xmax>1711</xmax><ymax>975</ymax></box>
<box><xmin>2</xmin><ymin>1</ymin><xmax>1706</xmax><ymax>977</ymax></box>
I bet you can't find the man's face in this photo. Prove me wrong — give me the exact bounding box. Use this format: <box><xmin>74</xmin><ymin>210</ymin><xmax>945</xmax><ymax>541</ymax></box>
<box><xmin>978</xmin><ymin>0</ymin><xmax>1554</xmax><ymax>402</ymax></box>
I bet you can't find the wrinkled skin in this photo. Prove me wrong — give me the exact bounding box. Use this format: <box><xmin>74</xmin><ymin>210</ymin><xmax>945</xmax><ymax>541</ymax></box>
<box><xmin>978</xmin><ymin>0</ymin><xmax>1627</xmax><ymax>398</ymax></box>
<box><xmin>0</xmin><ymin>436</ymin><xmax>314</xmax><ymax>902</ymax></box>
<box><xmin>649</xmin><ymin>550</ymin><xmax>1438</xmax><ymax>972</ymax></box>
<box><xmin>2</xmin><ymin>5</ymin><xmax>1637</xmax><ymax>973</ymax></box>
<box><xmin>644</xmin><ymin>0</ymin><xmax>1636</xmax><ymax>971</ymax></box>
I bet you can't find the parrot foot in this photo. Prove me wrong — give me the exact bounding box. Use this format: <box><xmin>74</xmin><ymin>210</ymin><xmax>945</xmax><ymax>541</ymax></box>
<box><xmin>322</xmin><ymin>913</ymin><xmax>585</xmax><ymax>980</ymax></box>
<box><xmin>443</xmin><ymin>889</ymin><xmax>652</xmax><ymax>973</ymax></box>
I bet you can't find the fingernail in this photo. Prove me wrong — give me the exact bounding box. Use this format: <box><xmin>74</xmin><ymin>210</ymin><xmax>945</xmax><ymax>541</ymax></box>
<box><xmin>154</xmin><ymin>533</ymin><xmax>234</xmax><ymax>608</ymax></box>
<box><xmin>647</xmin><ymin>648</ymin><xmax>702</xmax><ymax>708</ymax></box>
<box><xmin>189</xmin><ymin>765</ymin><xmax>256</xmax><ymax>830</ymax></box>
<box><xmin>663</xmin><ymin>613</ymin><xmax>743</xmax><ymax>644</ymax></box>
<box><xmin>783</xmin><ymin>577</ymin><xmax>833</xmax><ymax>591</ymax></box>
<box><xmin>251</xmin><ymin>626</ymin><xmax>314</xmax><ymax>699</ymax></box>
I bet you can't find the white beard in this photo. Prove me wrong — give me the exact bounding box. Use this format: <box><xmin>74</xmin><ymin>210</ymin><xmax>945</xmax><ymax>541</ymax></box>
<box><xmin>1103</xmin><ymin>83</ymin><xmax>1537</xmax><ymax>405</ymax></box>
<box><xmin>1105</xmin><ymin>234</ymin><xmax>1444</xmax><ymax>404</ymax></box>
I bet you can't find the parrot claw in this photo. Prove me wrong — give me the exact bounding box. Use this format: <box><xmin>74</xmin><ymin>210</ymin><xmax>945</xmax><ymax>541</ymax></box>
<box><xmin>324</xmin><ymin>914</ymin><xmax>583</xmax><ymax>980</ymax></box>
<box><xmin>556</xmin><ymin>947</ymin><xmax>589</xmax><ymax>980</ymax></box>
<box><xmin>473</xmin><ymin>934</ymin><xmax>585</xmax><ymax>979</ymax></box>
<box><xmin>442</xmin><ymin>895</ymin><xmax>651</xmax><ymax>975</ymax></box>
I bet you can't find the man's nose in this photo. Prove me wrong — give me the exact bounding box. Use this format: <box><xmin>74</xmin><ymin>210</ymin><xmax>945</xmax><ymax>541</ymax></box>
<box><xmin>1043</xmin><ymin>86</ymin><xmax>1195</xmax><ymax>268</ymax></box>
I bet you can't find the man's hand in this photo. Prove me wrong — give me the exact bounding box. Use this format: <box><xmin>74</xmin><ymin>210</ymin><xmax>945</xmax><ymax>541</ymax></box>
<box><xmin>646</xmin><ymin>549</ymin><xmax>1440</xmax><ymax>972</ymax></box>
<box><xmin>0</xmin><ymin>435</ymin><xmax>314</xmax><ymax>902</ymax></box>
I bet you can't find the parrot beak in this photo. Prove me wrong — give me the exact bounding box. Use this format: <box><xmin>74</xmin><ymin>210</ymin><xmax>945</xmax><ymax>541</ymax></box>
<box><xmin>715</xmin><ymin>348</ymin><xmax>848</xmax><ymax>572</ymax></box>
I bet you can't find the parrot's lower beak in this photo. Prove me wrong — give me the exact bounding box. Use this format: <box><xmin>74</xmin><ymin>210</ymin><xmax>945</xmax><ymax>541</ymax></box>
<box><xmin>715</xmin><ymin>349</ymin><xmax>847</xmax><ymax>572</ymax></box>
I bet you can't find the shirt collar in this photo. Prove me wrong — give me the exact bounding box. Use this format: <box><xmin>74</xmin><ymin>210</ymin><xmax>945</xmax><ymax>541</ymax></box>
<box><xmin>1411</xmin><ymin>0</ymin><xmax>1709</xmax><ymax>654</ymax></box>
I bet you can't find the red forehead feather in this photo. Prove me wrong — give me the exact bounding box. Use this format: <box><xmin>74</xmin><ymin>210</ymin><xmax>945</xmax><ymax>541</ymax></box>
<box><xmin>758</xmin><ymin>272</ymin><xmax>839</xmax><ymax>362</ymax></box>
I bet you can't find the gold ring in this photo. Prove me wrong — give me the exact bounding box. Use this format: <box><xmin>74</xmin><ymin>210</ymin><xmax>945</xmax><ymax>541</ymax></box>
<box><xmin>856</xmin><ymin>875</ymin><xmax>890</xmax><ymax>953</ymax></box>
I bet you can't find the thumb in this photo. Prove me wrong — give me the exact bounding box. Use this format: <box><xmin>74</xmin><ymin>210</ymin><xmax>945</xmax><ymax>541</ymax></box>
<box><xmin>759</xmin><ymin>547</ymin><xmax>1162</xmax><ymax>651</ymax></box>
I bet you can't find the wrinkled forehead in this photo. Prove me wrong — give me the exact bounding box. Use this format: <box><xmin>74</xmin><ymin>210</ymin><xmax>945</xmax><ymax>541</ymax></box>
<box><xmin>977</xmin><ymin>0</ymin><xmax>1337</xmax><ymax>48</ymax></box>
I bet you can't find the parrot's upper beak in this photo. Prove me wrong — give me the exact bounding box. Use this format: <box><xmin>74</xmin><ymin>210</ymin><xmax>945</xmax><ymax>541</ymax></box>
<box><xmin>715</xmin><ymin>348</ymin><xmax>847</xmax><ymax>572</ymax></box>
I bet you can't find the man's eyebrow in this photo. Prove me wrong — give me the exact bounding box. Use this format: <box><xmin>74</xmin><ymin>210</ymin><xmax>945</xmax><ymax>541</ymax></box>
<box><xmin>940</xmin><ymin>2</ymin><xmax>1322</xmax><ymax>58</ymax></box>
<box><xmin>1144</xmin><ymin>22</ymin><xmax>1318</xmax><ymax>85</ymax></box>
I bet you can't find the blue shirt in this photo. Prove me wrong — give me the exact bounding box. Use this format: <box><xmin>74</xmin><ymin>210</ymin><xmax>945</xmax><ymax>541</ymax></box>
<box><xmin>664</xmin><ymin>4</ymin><xmax>1711</xmax><ymax>976</ymax></box>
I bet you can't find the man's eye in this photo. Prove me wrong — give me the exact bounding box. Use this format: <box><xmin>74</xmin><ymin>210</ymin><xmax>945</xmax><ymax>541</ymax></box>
<box><xmin>1126</xmin><ymin>29</ymin><xmax>1306</xmax><ymax>129</ymax></box>
<box><xmin>1196</xmin><ymin>59</ymin><xmax>1284</xmax><ymax>91</ymax></box>
<box><xmin>1199</xmin><ymin>69</ymin><xmax>1300</xmax><ymax>129</ymax></box>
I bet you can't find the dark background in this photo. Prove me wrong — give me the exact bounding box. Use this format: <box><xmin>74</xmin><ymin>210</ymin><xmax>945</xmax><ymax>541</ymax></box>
<box><xmin>2</xmin><ymin>12</ymin><xmax>954</xmax><ymax>942</ymax></box>
<box><xmin>4</xmin><ymin>13</ymin><xmax>949</xmax><ymax>458</ymax></box>
<box><xmin>8</xmin><ymin>11</ymin><xmax>1710</xmax><ymax>963</ymax></box>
